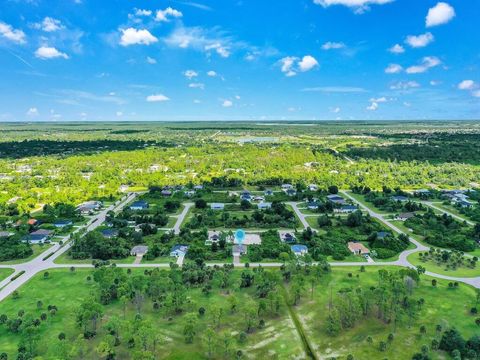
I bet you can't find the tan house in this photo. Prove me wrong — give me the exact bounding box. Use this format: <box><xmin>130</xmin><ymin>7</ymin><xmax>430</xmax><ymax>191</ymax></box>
<box><xmin>348</xmin><ymin>242</ymin><xmax>370</xmax><ymax>256</ymax></box>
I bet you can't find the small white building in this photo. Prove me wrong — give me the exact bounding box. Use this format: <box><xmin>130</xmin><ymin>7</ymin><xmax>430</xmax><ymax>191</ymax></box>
<box><xmin>210</xmin><ymin>203</ymin><xmax>225</xmax><ymax>210</ymax></box>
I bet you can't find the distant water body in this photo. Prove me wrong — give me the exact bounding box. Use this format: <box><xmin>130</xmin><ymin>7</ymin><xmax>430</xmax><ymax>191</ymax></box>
<box><xmin>255</xmin><ymin>123</ymin><xmax>315</xmax><ymax>126</ymax></box>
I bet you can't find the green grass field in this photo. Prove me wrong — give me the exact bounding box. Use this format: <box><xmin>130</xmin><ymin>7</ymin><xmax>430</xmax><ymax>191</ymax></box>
<box><xmin>0</xmin><ymin>268</ymin><xmax>14</xmax><ymax>282</ymax></box>
<box><xmin>1</xmin><ymin>265</ymin><xmax>478</xmax><ymax>359</ymax></box>
<box><xmin>407</xmin><ymin>252</ymin><xmax>480</xmax><ymax>278</ymax></box>
<box><xmin>0</xmin><ymin>268</ymin><xmax>305</xmax><ymax>359</ymax></box>
<box><xmin>293</xmin><ymin>266</ymin><xmax>480</xmax><ymax>360</ymax></box>
<box><xmin>54</xmin><ymin>251</ymin><xmax>136</xmax><ymax>265</ymax></box>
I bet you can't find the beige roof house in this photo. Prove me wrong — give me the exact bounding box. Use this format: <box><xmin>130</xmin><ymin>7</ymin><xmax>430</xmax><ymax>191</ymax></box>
<box><xmin>348</xmin><ymin>242</ymin><xmax>370</xmax><ymax>255</ymax></box>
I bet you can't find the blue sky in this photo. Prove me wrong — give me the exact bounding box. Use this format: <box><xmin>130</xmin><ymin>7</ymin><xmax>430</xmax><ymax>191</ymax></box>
<box><xmin>0</xmin><ymin>0</ymin><xmax>479</xmax><ymax>121</ymax></box>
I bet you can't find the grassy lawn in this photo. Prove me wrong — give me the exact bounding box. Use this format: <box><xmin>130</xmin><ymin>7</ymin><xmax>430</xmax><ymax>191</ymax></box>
<box><xmin>389</xmin><ymin>220</ymin><xmax>480</xmax><ymax>257</ymax></box>
<box><xmin>0</xmin><ymin>268</ymin><xmax>305</xmax><ymax>359</ymax></box>
<box><xmin>141</xmin><ymin>256</ymin><xmax>177</xmax><ymax>264</ymax></box>
<box><xmin>0</xmin><ymin>268</ymin><xmax>14</xmax><ymax>282</ymax></box>
<box><xmin>407</xmin><ymin>252</ymin><xmax>480</xmax><ymax>278</ymax></box>
<box><xmin>54</xmin><ymin>251</ymin><xmax>136</xmax><ymax>265</ymax></box>
<box><xmin>346</xmin><ymin>192</ymin><xmax>392</xmax><ymax>215</ymax></box>
<box><xmin>327</xmin><ymin>255</ymin><xmax>366</xmax><ymax>263</ymax></box>
<box><xmin>305</xmin><ymin>215</ymin><xmax>321</xmax><ymax>229</ymax></box>
<box><xmin>293</xmin><ymin>266</ymin><xmax>480</xmax><ymax>360</ymax></box>
<box><xmin>0</xmin><ymin>244</ymin><xmax>53</xmax><ymax>265</ymax></box>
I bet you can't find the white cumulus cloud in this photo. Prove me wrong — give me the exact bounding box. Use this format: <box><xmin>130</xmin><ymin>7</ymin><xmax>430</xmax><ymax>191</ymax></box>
<box><xmin>426</xmin><ymin>2</ymin><xmax>455</xmax><ymax>27</ymax></box>
<box><xmin>366</xmin><ymin>102</ymin><xmax>379</xmax><ymax>111</ymax></box>
<box><xmin>406</xmin><ymin>56</ymin><xmax>441</xmax><ymax>74</ymax></box>
<box><xmin>120</xmin><ymin>28</ymin><xmax>158</xmax><ymax>46</ymax></box>
<box><xmin>298</xmin><ymin>55</ymin><xmax>319</xmax><ymax>72</ymax></box>
<box><xmin>156</xmin><ymin>7</ymin><xmax>183</xmax><ymax>22</ymax></box>
<box><xmin>388</xmin><ymin>44</ymin><xmax>405</xmax><ymax>54</ymax></box>
<box><xmin>35</xmin><ymin>46</ymin><xmax>69</xmax><ymax>59</ymax></box>
<box><xmin>146</xmin><ymin>94</ymin><xmax>170</xmax><ymax>102</ymax></box>
<box><xmin>222</xmin><ymin>100</ymin><xmax>233</xmax><ymax>107</ymax></box>
<box><xmin>280</xmin><ymin>55</ymin><xmax>318</xmax><ymax>76</ymax></box>
<box><xmin>458</xmin><ymin>80</ymin><xmax>475</xmax><ymax>90</ymax></box>
<box><xmin>33</xmin><ymin>17</ymin><xmax>64</xmax><ymax>32</ymax></box>
<box><xmin>207</xmin><ymin>70</ymin><xmax>217</xmax><ymax>77</ymax></box>
<box><xmin>0</xmin><ymin>22</ymin><xmax>26</xmax><ymax>44</ymax></box>
<box><xmin>385</xmin><ymin>63</ymin><xmax>403</xmax><ymax>74</ymax></box>
<box><xmin>405</xmin><ymin>32</ymin><xmax>434</xmax><ymax>48</ymax></box>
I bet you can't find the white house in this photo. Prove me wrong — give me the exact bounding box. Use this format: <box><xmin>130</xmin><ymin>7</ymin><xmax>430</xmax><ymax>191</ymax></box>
<box><xmin>210</xmin><ymin>203</ymin><xmax>225</xmax><ymax>210</ymax></box>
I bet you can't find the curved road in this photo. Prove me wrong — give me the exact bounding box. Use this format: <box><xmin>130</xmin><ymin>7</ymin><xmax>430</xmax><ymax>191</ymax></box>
<box><xmin>0</xmin><ymin>193</ymin><xmax>479</xmax><ymax>304</ymax></box>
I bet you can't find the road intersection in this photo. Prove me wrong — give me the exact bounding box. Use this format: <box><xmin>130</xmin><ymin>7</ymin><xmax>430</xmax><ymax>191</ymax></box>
<box><xmin>0</xmin><ymin>191</ymin><xmax>479</xmax><ymax>304</ymax></box>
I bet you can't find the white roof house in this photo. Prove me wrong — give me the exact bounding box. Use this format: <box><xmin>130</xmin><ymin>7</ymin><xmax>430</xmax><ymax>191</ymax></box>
<box><xmin>257</xmin><ymin>202</ymin><xmax>272</xmax><ymax>210</ymax></box>
<box><xmin>210</xmin><ymin>203</ymin><xmax>225</xmax><ymax>210</ymax></box>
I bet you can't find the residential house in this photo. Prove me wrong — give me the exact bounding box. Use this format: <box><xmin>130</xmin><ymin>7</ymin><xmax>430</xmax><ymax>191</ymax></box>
<box><xmin>334</xmin><ymin>205</ymin><xmax>358</xmax><ymax>213</ymax></box>
<box><xmin>170</xmin><ymin>245</ymin><xmax>188</xmax><ymax>257</ymax></box>
<box><xmin>0</xmin><ymin>231</ymin><xmax>14</xmax><ymax>238</ymax></box>
<box><xmin>279</xmin><ymin>231</ymin><xmax>296</xmax><ymax>244</ymax></box>
<box><xmin>281</xmin><ymin>184</ymin><xmax>293</xmax><ymax>190</ymax></box>
<box><xmin>129</xmin><ymin>201</ymin><xmax>149</xmax><ymax>211</ymax></box>
<box><xmin>414</xmin><ymin>189</ymin><xmax>431</xmax><ymax>197</ymax></box>
<box><xmin>257</xmin><ymin>202</ymin><xmax>272</xmax><ymax>210</ymax></box>
<box><xmin>27</xmin><ymin>219</ymin><xmax>39</xmax><ymax>226</ymax></box>
<box><xmin>286</xmin><ymin>189</ymin><xmax>297</xmax><ymax>197</ymax></box>
<box><xmin>377</xmin><ymin>231</ymin><xmax>391</xmax><ymax>240</ymax></box>
<box><xmin>53</xmin><ymin>220</ymin><xmax>73</xmax><ymax>228</ymax></box>
<box><xmin>161</xmin><ymin>190</ymin><xmax>172</xmax><ymax>197</ymax></box>
<box><xmin>396</xmin><ymin>212</ymin><xmax>415</xmax><ymax>221</ymax></box>
<box><xmin>232</xmin><ymin>244</ymin><xmax>247</xmax><ymax>256</ymax></box>
<box><xmin>235</xmin><ymin>233</ymin><xmax>261</xmax><ymax>245</ymax></box>
<box><xmin>327</xmin><ymin>194</ymin><xmax>346</xmax><ymax>205</ymax></box>
<box><xmin>264</xmin><ymin>189</ymin><xmax>274</xmax><ymax>196</ymax></box>
<box><xmin>26</xmin><ymin>229</ymin><xmax>53</xmax><ymax>244</ymax></box>
<box><xmin>348</xmin><ymin>242</ymin><xmax>370</xmax><ymax>256</ymax></box>
<box><xmin>130</xmin><ymin>245</ymin><xmax>149</xmax><ymax>256</ymax></box>
<box><xmin>458</xmin><ymin>200</ymin><xmax>473</xmax><ymax>208</ymax></box>
<box><xmin>210</xmin><ymin>203</ymin><xmax>225</xmax><ymax>210</ymax></box>
<box><xmin>77</xmin><ymin>201</ymin><xmax>102</xmax><ymax>215</ymax></box>
<box><xmin>308</xmin><ymin>184</ymin><xmax>319</xmax><ymax>192</ymax></box>
<box><xmin>101</xmin><ymin>229</ymin><xmax>119</xmax><ymax>239</ymax></box>
<box><xmin>307</xmin><ymin>201</ymin><xmax>321</xmax><ymax>210</ymax></box>
<box><xmin>291</xmin><ymin>245</ymin><xmax>308</xmax><ymax>256</ymax></box>
<box><xmin>391</xmin><ymin>195</ymin><xmax>409</xmax><ymax>202</ymax></box>
<box><xmin>194</xmin><ymin>185</ymin><xmax>204</xmax><ymax>190</ymax></box>
<box><xmin>184</xmin><ymin>190</ymin><xmax>196</xmax><ymax>197</ymax></box>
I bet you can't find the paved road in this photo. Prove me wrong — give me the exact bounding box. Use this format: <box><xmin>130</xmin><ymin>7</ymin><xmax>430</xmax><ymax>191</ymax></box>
<box><xmin>422</xmin><ymin>201</ymin><xmax>475</xmax><ymax>226</ymax></box>
<box><xmin>1</xmin><ymin>193</ymin><xmax>479</xmax><ymax>304</ymax></box>
<box><xmin>0</xmin><ymin>192</ymin><xmax>139</xmax><ymax>301</ymax></box>
<box><xmin>287</xmin><ymin>202</ymin><xmax>310</xmax><ymax>229</ymax></box>
<box><xmin>341</xmin><ymin>191</ymin><xmax>480</xmax><ymax>288</ymax></box>
<box><xmin>173</xmin><ymin>202</ymin><xmax>193</xmax><ymax>234</ymax></box>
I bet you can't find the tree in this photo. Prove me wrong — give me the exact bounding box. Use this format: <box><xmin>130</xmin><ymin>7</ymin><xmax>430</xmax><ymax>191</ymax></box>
<box><xmin>195</xmin><ymin>199</ymin><xmax>207</xmax><ymax>209</ymax></box>
<box><xmin>328</xmin><ymin>185</ymin><xmax>339</xmax><ymax>194</ymax></box>
<box><xmin>202</xmin><ymin>327</ymin><xmax>217</xmax><ymax>359</ymax></box>
<box><xmin>439</xmin><ymin>328</ymin><xmax>466</xmax><ymax>355</ymax></box>
<box><xmin>76</xmin><ymin>298</ymin><xmax>104</xmax><ymax>337</ymax></box>
<box><xmin>183</xmin><ymin>313</ymin><xmax>198</xmax><ymax>344</ymax></box>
